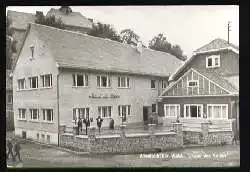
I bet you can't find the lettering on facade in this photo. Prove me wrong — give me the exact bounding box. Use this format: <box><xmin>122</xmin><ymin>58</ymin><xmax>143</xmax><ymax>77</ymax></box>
<box><xmin>89</xmin><ymin>93</ymin><xmax>120</xmax><ymax>99</ymax></box>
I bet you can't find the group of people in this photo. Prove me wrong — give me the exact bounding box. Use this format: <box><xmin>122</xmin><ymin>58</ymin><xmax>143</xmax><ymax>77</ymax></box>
<box><xmin>74</xmin><ymin>116</ymin><xmax>103</xmax><ymax>135</ymax></box>
<box><xmin>7</xmin><ymin>139</ymin><xmax>22</xmax><ymax>162</ymax></box>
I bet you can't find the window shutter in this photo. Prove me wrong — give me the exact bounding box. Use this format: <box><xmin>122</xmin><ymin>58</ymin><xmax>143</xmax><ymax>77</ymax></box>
<box><xmin>97</xmin><ymin>76</ymin><xmax>100</xmax><ymax>87</ymax></box>
<box><xmin>85</xmin><ymin>74</ymin><xmax>88</xmax><ymax>86</ymax></box>
<box><xmin>72</xmin><ymin>74</ymin><xmax>76</xmax><ymax>86</ymax></box>
<box><xmin>127</xmin><ymin>77</ymin><xmax>129</xmax><ymax>87</ymax></box>
<box><xmin>108</xmin><ymin>76</ymin><xmax>111</xmax><ymax>87</ymax></box>
<box><xmin>118</xmin><ymin>77</ymin><xmax>120</xmax><ymax>87</ymax></box>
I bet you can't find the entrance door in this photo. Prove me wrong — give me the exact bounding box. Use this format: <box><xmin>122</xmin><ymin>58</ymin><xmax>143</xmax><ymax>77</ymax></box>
<box><xmin>143</xmin><ymin>107</ymin><xmax>149</xmax><ymax>124</ymax></box>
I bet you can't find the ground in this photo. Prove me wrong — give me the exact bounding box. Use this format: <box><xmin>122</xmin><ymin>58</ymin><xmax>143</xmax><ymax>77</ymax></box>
<box><xmin>7</xmin><ymin>140</ymin><xmax>240</xmax><ymax>167</ymax></box>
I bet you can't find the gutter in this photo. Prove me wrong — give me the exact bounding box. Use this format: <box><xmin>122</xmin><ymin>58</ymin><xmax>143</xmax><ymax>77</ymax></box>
<box><xmin>57</xmin><ymin>66</ymin><xmax>61</xmax><ymax>147</ymax></box>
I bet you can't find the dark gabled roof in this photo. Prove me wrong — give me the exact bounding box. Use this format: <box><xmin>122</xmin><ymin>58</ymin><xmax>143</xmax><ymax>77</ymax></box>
<box><xmin>18</xmin><ymin>23</ymin><xmax>183</xmax><ymax>77</ymax></box>
<box><xmin>194</xmin><ymin>68</ymin><xmax>238</xmax><ymax>94</ymax></box>
<box><xmin>7</xmin><ymin>10</ymin><xmax>36</xmax><ymax>30</ymax></box>
<box><xmin>46</xmin><ymin>8</ymin><xmax>93</xmax><ymax>29</ymax></box>
<box><xmin>6</xmin><ymin>70</ymin><xmax>12</xmax><ymax>90</ymax></box>
<box><xmin>194</xmin><ymin>38</ymin><xmax>239</xmax><ymax>53</ymax></box>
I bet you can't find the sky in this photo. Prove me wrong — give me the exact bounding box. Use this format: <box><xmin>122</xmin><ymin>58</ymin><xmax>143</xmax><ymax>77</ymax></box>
<box><xmin>6</xmin><ymin>6</ymin><xmax>239</xmax><ymax>58</ymax></box>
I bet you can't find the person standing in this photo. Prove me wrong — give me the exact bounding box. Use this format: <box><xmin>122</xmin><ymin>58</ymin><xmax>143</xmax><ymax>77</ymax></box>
<box><xmin>96</xmin><ymin>116</ymin><xmax>103</xmax><ymax>133</ymax></box>
<box><xmin>7</xmin><ymin>139</ymin><xmax>14</xmax><ymax>161</ymax></box>
<box><xmin>77</xmin><ymin>117</ymin><xmax>82</xmax><ymax>134</ymax></box>
<box><xmin>14</xmin><ymin>141</ymin><xmax>22</xmax><ymax>162</ymax></box>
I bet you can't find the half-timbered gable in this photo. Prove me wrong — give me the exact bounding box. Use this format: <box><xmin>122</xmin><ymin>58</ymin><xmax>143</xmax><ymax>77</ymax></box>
<box><xmin>161</xmin><ymin>68</ymin><xmax>231</xmax><ymax>97</ymax></box>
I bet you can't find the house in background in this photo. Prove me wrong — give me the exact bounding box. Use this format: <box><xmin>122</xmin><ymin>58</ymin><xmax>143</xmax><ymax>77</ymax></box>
<box><xmin>157</xmin><ymin>38</ymin><xmax>239</xmax><ymax>134</ymax></box>
<box><xmin>7</xmin><ymin>6</ymin><xmax>93</xmax><ymax>69</ymax></box>
<box><xmin>13</xmin><ymin>23</ymin><xmax>182</xmax><ymax>145</ymax></box>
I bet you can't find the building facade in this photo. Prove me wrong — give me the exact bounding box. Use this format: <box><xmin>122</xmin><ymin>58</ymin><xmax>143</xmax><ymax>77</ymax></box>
<box><xmin>13</xmin><ymin>23</ymin><xmax>183</xmax><ymax>145</ymax></box>
<box><xmin>158</xmin><ymin>38</ymin><xmax>239</xmax><ymax>134</ymax></box>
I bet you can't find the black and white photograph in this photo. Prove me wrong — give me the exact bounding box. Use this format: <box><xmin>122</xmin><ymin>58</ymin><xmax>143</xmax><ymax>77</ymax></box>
<box><xmin>6</xmin><ymin>5</ymin><xmax>239</xmax><ymax>168</ymax></box>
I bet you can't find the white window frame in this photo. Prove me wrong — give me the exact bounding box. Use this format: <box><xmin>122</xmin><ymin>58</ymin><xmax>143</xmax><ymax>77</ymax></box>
<box><xmin>18</xmin><ymin>108</ymin><xmax>26</xmax><ymax>120</ymax></box>
<box><xmin>207</xmin><ymin>104</ymin><xmax>228</xmax><ymax>120</ymax></box>
<box><xmin>72</xmin><ymin>107</ymin><xmax>90</xmax><ymax>121</ymax></box>
<box><xmin>187</xmin><ymin>80</ymin><xmax>199</xmax><ymax>87</ymax></box>
<box><xmin>97</xmin><ymin>75</ymin><xmax>111</xmax><ymax>88</ymax></box>
<box><xmin>206</xmin><ymin>55</ymin><xmax>221</xmax><ymax>68</ymax></box>
<box><xmin>29</xmin><ymin>76</ymin><xmax>38</xmax><ymax>89</ymax></box>
<box><xmin>42</xmin><ymin>109</ymin><xmax>54</xmax><ymax>122</ymax></box>
<box><xmin>118</xmin><ymin>105</ymin><xmax>131</xmax><ymax>117</ymax></box>
<box><xmin>72</xmin><ymin>73</ymin><xmax>88</xmax><ymax>87</ymax></box>
<box><xmin>151</xmin><ymin>80</ymin><xmax>156</xmax><ymax>89</ymax></box>
<box><xmin>184</xmin><ymin>104</ymin><xmax>203</xmax><ymax>118</ymax></box>
<box><xmin>118</xmin><ymin>76</ymin><xmax>130</xmax><ymax>88</ymax></box>
<box><xmin>41</xmin><ymin>74</ymin><xmax>52</xmax><ymax>88</ymax></box>
<box><xmin>164</xmin><ymin>104</ymin><xmax>180</xmax><ymax>118</ymax></box>
<box><xmin>30</xmin><ymin>109</ymin><xmax>39</xmax><ymax>121</ymax></box>
<box><xmin>98</xmin><ymin>106</ymin><xmax>112</xmax><ymax>118</ymax></box>
<box><xmin>18</xmin><ymin>78</ymin><xmax>26</xmax><ymax>90</ymax></box>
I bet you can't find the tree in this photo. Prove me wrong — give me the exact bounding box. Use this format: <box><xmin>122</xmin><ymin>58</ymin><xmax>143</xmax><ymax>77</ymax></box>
<box><xmin>149</xmin><ymin>33</ymin><xmax>187</xmax><ymax>61</ymax></box>
<box><xmin>6</xmin><ymin>18</ymin><xmax>17</xmax><ymax>69</ymax></box>
<box><xmin>35</xmin><ymin>14</ymin><xmax>65</xmax><ymax>30</ymax></box>
<box><xmin>120</xmin><ymin>29</ymin><xmax>140</xmax><ymax>45</ymax></box>
<box><xmin>88</xmin><ymin>22</ymin><xmax>121</xmax><ymax>42</ymax></box>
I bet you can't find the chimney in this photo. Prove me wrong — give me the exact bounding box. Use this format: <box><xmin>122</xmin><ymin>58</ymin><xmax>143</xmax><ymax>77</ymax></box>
<box><xmin>36</xmin><ymin>11</ymin><xmax>43</xmax><ymax>16</ymax></box>
<box><xmin>136</xmin><ymin>41</ymin><xmax>142</xmax><ymax>53</ymax></box>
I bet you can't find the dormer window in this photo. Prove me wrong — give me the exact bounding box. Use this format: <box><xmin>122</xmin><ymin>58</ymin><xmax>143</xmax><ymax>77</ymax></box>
<box><xmin>206</xmin><ymin>55</ymin><xmax>220</xmax><ymax>68</ymax></box>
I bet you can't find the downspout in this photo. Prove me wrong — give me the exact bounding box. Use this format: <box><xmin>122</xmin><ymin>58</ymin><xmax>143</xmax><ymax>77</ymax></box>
<box><xmin>57</xmin><ymin>66</ymin><xmax>61</xmax><ymax>147</ymax></box>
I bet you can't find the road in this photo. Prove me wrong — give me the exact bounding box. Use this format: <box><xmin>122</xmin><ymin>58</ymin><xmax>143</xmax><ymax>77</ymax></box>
<box><xmin>7</xmin><ymin>140</ymin><xmax>240</xmax><ymax>167</ymax></box>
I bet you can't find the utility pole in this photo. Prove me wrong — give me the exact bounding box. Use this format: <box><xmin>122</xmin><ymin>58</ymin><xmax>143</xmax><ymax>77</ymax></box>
<box><xmin>228</xmin><ymin>21</ymin><xmax>232</xmax><ymax>44</ymax></box>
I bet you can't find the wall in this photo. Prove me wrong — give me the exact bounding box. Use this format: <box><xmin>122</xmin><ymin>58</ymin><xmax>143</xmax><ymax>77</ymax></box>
<box><xmin>176</xmin><ymin>50</ymin><xmax>239</xmax><ymax>80</ymax></box>
<box><xmin>60</xmin><ymin>124</ymin><xmax>183</xmax><ymax>154</ymax></box>
<box><xmin>13</xmin><ymin>25</ymin><xmax>59</xmax><ymax>144</ymax></box>
<box><xmin>158</xmin><ymin>96</ymin><xmax>235</xmax><ymax>122</ymax></box>
<box><xmin>59</xmin><ymin>68</ymin><xmax>167</xmax><ymax>128</ymax></box>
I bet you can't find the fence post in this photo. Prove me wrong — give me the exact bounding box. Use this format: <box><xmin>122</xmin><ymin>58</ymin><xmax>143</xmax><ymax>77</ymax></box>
<box><xmin>88</xmin><ymin>126</ymin><xmax>96</xmax><ymax>153</ymax></box>
<box><xmin>201</xmin><ymin>122</ymin><xmax>209</xmax><ymax>146</ymax></box>
<box><xmin>172</xmin><ymin>122</ymin><xmax>183</xmax><ymax>146</ymax></box>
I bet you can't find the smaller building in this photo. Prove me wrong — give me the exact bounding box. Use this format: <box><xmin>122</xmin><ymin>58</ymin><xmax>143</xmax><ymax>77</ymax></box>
<box><xmin>158</xmin><ymin>38</ymin><xmax>239</xmax><ymax>134</ymax></box>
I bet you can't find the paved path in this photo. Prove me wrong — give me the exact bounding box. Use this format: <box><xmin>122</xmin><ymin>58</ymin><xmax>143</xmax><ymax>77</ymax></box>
<box><xmin>6</xmin><ymin>140</ymin><xmax>240</xmax><ymax>167</ymax></box>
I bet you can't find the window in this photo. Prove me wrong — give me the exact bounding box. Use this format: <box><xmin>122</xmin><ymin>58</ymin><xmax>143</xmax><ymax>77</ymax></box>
<box><xmin>206</xmin><ymin>55</ymin><xmax>220</xmax><ymax>68</ymax></box>
<box><xmin>18</xmin><ymin>78</ymin><xmax>25</xmax><ymax>90</ymax></box>
<box><xmin>207</xmin><ymin>104</ymin><xmax>228</xmax><ymax>120</ymax></box>
<box><xmin>187</xmin><ymin>80</ymin><xmax>198</xmax><ymax>87</ymax></box>
<box><xmin>37</xmin><ymin>133</ymin><xmax>39</xmax><ymax>140</ymax></box>
<box><xmin>41</xmin><ymin>74</ymin><xmax>52</xmax><ymax>87</ymax></box>
<box><xmin>41</xmin><ymin>134</ymin><xmax>45</xmax><ymax>141</ymax></box>
<box><xmin>42</xmin><ymin>109</ymin><xmax>54</xmax><ymax>122</ymax></box>
<box><xmin>118</xmin><ymin>76</ymin><xmax>130</xmax><ymax>88</ymax></box>
<box><xmin>118</xmin><ymin>105</ymin><xmax>131</xmax><ymax>117</ymax></box>
<box><xmin>97</xmin><ymin>75</ymin><xmax>111</xmax><ymax>88</ymax></box>
<box><xmin>47</xmin><ymin>135</ymin><xmax>50</xmax><ymax>143</ymax></box>
<box><xmin>184</xmin><ymin>104</ymin><xmax>203</xmax><ymax>118</ymax></box>
<box><xmin>161</xmin><ymin>80</ymin><xmax>168</xmax><ymax>89</ymax></box>
<box><xmin>152</xmin><ymin>104</ymin><xmax>157</xmax><ymax>113</ymax></box>
<box><xmin>73</xmin><ymin>108</ymin><xmax>90</xmax><ymax>120</ymax></box>
<box><xmin>7</xmin><ymin>94</ymin><xmax>13</xmax><ymax>104</ymax></box>
<box><xmin>98</xmin><ymin>106</ymin><xmax>112</xmax><ymax>118</ymax></box>
<box><xmin>72</xmin><ymin>74</ymin><xmax>88</xmax><ymax>87</ymax></box>
<box><xmin>29</xmin><ymin>76</ymin><xmax>38</xmax><ymax>89</ymax></box>
<box><xmin>164</xmin><ymin>104</ymin><xmax>180</xmax><ymax>118</ymax></box>
<box><xmin>30</xmin><ymin>109</ymin><xmax>39</xmax><ymax>120</ymax></box>
<box><xmin>18</xmin><ymin>108</ymin><xmax>26</xmax><ymax>119</ymax></box>
<box><xmin>151</xmin><ymin>80</ymin><xmax>156</xmax><ymax>89</ymax></box>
